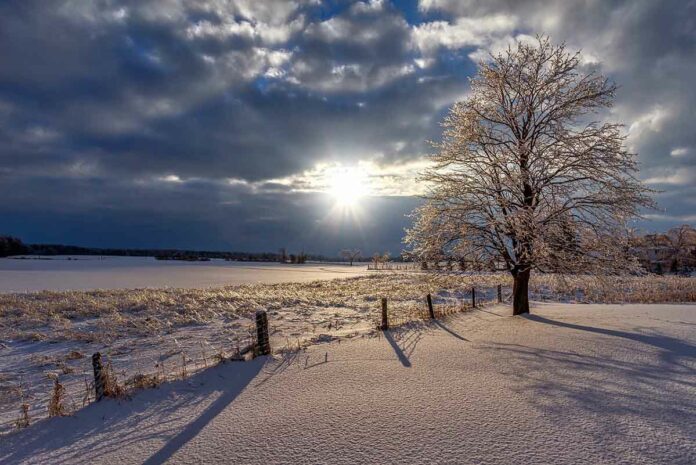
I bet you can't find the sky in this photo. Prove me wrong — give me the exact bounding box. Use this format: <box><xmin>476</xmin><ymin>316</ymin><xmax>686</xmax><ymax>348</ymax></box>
<box><xmin>1</xmin><ymin>0</ymin><xmax>694</xmax><ymax>256</ymax></box>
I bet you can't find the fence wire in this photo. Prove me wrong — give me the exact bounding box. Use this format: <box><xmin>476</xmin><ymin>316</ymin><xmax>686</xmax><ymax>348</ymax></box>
<box><xmin>0</xmin><ymin>284</ymin><xmax>509</xmax><ymax>434</ymax></box>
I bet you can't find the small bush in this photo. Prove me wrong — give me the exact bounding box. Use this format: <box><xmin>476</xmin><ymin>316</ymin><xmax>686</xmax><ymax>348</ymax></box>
<box><xmin>47</xmin><ymin>375</ymin><xmax>69</xmax><ymax>417</ymax></box>
<box><xmin>102</xmin><ymin>360</ymin><xmax>127</xmax><ymax>399</ymax></box>
<box><xmin>125</xmin><ymin>373</ymin><xmax>162</xmax><ymax>391</ymax></box>
<box><xmin>15</xmin><ymin>402</ymin><xmax>30</xmax><ymax>429</ymax></box>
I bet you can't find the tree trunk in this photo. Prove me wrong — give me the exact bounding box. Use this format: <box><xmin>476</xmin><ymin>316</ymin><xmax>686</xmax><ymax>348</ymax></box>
<box><xmin>512</xmin><ymin>269</ymin><xmax>530</xmax><ymax>315</ymax></box>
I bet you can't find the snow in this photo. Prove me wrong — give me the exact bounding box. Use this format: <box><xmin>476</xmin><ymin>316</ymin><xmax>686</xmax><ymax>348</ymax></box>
<box><xmin>2</xmin><ymin>302</ymin><xmax>694</xmax><ymax>464</ymax></box>
<box><xmin>0</xmin><ymin>273</ymin><xmax>509</xmax><ymax>432</ymax></box>
<box><xmin>0</xmin><ymin>257</ymin><xmax>369</xmax><ymax>292</ymax></box>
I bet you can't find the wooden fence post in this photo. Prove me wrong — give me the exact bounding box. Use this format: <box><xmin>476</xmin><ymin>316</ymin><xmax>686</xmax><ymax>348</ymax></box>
<box><xmin>471</xmin><ymin>287</ymin><xmax>476</xmax><ymax>308</ymax></box>
<box><xmin>426</xmin><ymin>293</ymin><xmax>435</xmax><ymax>319</ymax></box>
<box><xmin>497</xmin><ymin>284</ymin><xmax>503</xmax><ymax>303</ymax></box>
<box><xmin>255</xmin><ymin>310</ymin><xmax>271</xmax><ymax>356</ymax></box>
<box><xmin>380</xmin><ymin>298</ymin><xmax>389</xmax><ymax>330</ymax></box>
<box><xmin>92</xmin><ymin>352</ymin><xmax>105</xmax><ymax>402</ymax></box>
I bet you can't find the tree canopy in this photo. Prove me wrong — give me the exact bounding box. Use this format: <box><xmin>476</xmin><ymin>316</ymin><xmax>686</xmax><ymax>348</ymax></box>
<box><xmin>405</xmin><ymin>36</ymin><xmax>654</xmax><ymax>314</ymax></box>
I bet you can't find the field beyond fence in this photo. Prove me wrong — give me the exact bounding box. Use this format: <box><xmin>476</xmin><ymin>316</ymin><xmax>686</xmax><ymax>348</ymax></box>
<box><xmin>1</xmin><ymin>272</ymin><xmax>694</xmax><ymax>433</ymax></box>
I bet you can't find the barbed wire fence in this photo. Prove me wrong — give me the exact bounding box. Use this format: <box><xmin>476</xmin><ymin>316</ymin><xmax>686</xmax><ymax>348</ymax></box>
<box><xmin>0</xmin><ymin>283</ymin><xmax>510</xmax><ymax>435</ymax></box>
<box><xmin>367</xmin><ymin>262</ymin><xmax>421</xmax><ymax>271</ymax></box>
<box><xmin>0</xmin><ymin>323</ymin><xmax>258</xmax><ymax>434</ymax></box>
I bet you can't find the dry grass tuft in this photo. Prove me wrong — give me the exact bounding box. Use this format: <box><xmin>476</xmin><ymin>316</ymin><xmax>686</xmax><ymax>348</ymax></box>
<box><xmin>2</xmin><ymin>273</ymin><xmax>693</xmax><ymax>346</ymax></box>
<box><xmin>180</xmin><ymin>353</ymin><xmax>188</xmax><ymax>380</ymax></box>
<box><xmin>15</xmin><ymin>403</ymin><xmax>30</xmax><ymax>429</ymax></box>
<box><xmin>125</xmin><ymin>373</ymin><xmax>162</xmax><ymax>391</ymax></box>
<box><xmin>212</xmin><ymin>351</ymin><xmax>227</xmax><ymax>365</ymax></box>
<box><xmin>103</xmin><ymin>361</ymin><xmax>127</xmax><ymax>399</ymax></box>
<box><xmin>47</xmin><ymin>375</ymin><xmax>69</xmax><ymax>417</ymax></box>
<box><xmin>529</xmin><ymin>274</ymin><xmax>696</xmax><ymax>303</ymax></box>
<box><xmin>65</xmin><ymin>350</ymin><xmax>85</xmax><ymax>360</ymax></box>
<box><xmin>1</xmin><ymin>271</ymin><xmax>693</xmax><ymax>433</ymax></box>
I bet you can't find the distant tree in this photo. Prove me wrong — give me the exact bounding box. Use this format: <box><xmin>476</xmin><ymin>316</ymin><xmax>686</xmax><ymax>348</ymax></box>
<box><xmin>670</xmin><ymin>258</ymin><xmax>680</xmax><ymax>273</ymax></box>
<box><xmin>278</xmin><ymin>248</ymin><xmax>287</xmax><ymax>263</ymax></box>
<box><xmin>340</xmin><ymin>249</ymin><xmax>362</xmax><ymax>266</ymax></box>
<box><xmin>297</xmin><ymin>250</ymin><xmax>307</xmax><ymax>264</ymax></box>
<box><xmin>458</xmin><ymin>257</ymin><xmax>467</xmax><ymax>271</ymax></box>
<box><xmin>666</xmin><ymin>224</ymin><xmax>696</xmax><ymax>271</ymax></box>
<box><xmin>405</xmin><ymin>36</ymin><xmax>654</xmax><ymax>315</ymax></box>
<box><xmin>632</xmin><ymin>224</ymin><xmax>696</xmax><ymax>273</ymax></box>
<box><xmin>0</xmin><ymin>236</ymin><xmax>28</xmax><ymax>257</ymax></box>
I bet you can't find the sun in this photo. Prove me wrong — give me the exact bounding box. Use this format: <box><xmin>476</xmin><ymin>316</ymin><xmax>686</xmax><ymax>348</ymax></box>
<box><xmin>326</xmin><ymin>166</ymin><xmax>370</xmax><ymax>207</ymax></box>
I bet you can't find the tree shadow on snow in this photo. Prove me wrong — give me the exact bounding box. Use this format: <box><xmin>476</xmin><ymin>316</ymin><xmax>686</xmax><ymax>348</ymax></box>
<box><xmin>0</xmin><ymin>357</ymin><xmax>266</xmax><ymax>465</ymax></box>
<box><xmin>481</xmin><ymin>313</ymin><xmax>696</xmax><ymax>452</ymax></box>
<box><xmin>525</xmin><ymin>314</ymin><xmax>696</xmax><ymax>366</ymax></box>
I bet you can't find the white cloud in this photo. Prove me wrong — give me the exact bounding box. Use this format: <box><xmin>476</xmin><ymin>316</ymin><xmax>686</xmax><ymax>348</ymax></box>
<box><xmin>290</xmin><ymin>61</ymin><xmax>415</xmax><ymax>92</ymax></box>
<box><xmin>262</xmin><ymin>159</ymin><xmax>434</xmax><ymax>197</ymax></box>
<box><xmin>412</xmin><ymin>15</ymin><xmax>517</xmax><ymax>55</ymax></box>
<box><xmin>628</xmin><ymin>106</ymin><xmax>669</xmax><ymax>134</ymax></box>
<box><xmin>158</xmin><ymin>174</ymin><xmax>183</xmax><ymax>183</ymax></box>
<box><xmin>644</xmin><ymin>213</ymin><xmax>696</xmax><ymax>223</ymax></box>
<box><xmin>185</xmin><ymin>16</ymin><xmax>305</xmax><ymax>44</ymax></box>
<box><xmin>670</xmin><ymin>147</ymin><xmax>691</xmax><ymax>158</ymax></box>
<box><xmin>466</xmin><ymin>33</ymin><xmax>535</xmax><ymax>62</ymax></box>
<box><xmin>644</xmin><ymin>167</ymin><xmax>694</xmax><ymax>186</ymax></box>
<box><xmin>22</xmin><ymin>126</ymin><xmax>62</xmax><ymax>144</ymax></box>
<box><xmin>417</xmin><ymin>0</ymin><xmax>457</xmax><ymax>12</ymax></box>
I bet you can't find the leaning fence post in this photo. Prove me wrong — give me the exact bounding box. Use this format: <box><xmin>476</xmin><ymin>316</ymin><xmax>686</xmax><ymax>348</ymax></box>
<box><xmin>380</xmin><ymin>297</ymin><xmax>389</xmax><ymax>330</ymax></box>
<box><xmin>471</xmin><ymin>287</ymin><xmax>476</xmax><ymax>308</ymax></box>
<box><xmin>92</xmin><ymin>352</ymin><xmax>105</xmax><ymax>402</ymax></box>
<box><xmin>255</xmin><ymin>310</ymin><xmax>271</xmax><ymax>356</ymax></box>
<box><xmin>426</xmin><ymin>293</ymin><xmax>435</xmax><ymax>319</ymax></box>
<box><xmin>497</xmin><ymin>284</ymin><xmax>503</xmax><ymax>303</ymax></box>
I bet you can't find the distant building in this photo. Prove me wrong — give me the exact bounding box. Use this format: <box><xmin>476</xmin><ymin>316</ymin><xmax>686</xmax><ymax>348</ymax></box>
<box><xmin>631</xmin><ymin>225</ymin><xmax>696</xmax><ymax>273</ymax></box>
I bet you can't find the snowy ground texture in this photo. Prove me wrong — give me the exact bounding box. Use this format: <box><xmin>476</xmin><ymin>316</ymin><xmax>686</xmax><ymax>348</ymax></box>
<box><xmin>0</xmin><ymin>272</ymin><xmax>508</xmax><ymax>432</ymax></box>
<box><xmin>0</xmin><ymin>257</ymin><xmax>370</xmax><ymax>292</ymax></box>
<box><xmin>1</xmin><ymin>272</ymin><xmax>695</xmax><ymax>434</ymax></box>
<box><xmin>1</xmin><ymin>302</ymin><xmax>695</xmax><ymax>464</ymax></box>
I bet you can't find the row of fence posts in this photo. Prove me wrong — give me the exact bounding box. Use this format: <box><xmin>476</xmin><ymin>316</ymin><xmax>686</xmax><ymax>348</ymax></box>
<box><xmin>381</xmin><ymin>284</ymin><xmax>504</xmax><ymax>330</ymax></box>
<box><xmin>90</xmin><ymin>286</ymin><xmax>504</xmax><ymax>401</ymax></box>
<box><xmin>90</xmin><ymin>309</ymin><xmax>273</xmax><ymax>402</ymax></box>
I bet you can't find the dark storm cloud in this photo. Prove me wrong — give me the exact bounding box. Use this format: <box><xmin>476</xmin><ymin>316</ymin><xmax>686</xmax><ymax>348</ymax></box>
<box><xmin>0</xmin><ymin>0</ymin><xmax>693</xmax><ymax>253</ymax></box>
<box><xmin>0</xmin><ymin>0</ymin><xmax>464</xmax><ymax>184</ymax></box>
<box><xmin>0</xmin><ymin>171</ymin><xmax>419</xmax><ymax>254</ymax></box>
<box><xmin>420</xmin><ymin>0</ymin><xmax>696</xmax><ymax>229</ymax></box>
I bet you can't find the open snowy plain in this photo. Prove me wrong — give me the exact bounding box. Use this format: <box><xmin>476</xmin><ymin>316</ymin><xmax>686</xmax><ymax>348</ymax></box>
<box><xmin>1</xmin><ymin>302</ymin><xmax>694</xmax><ymax>464</ymax></box>
<box><xmin>0</xmin><ymin>256</ymin><xmax>369</xmax><ymax>292</ymax></box>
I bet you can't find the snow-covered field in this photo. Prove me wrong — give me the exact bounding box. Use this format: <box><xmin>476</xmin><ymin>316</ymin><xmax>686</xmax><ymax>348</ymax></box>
<box><xmin>1</xmin><ymin>272</ymin><xmax>694</xmax><ymax>435</ymax></box>
<box><xmin>1</xmin><ymin>302</ymin><xmax>694</xmax><ymax>464</ymax></box>
<box><xmin>0</xmin><ymin>256</ymin><xmax>369</xmax><ymax>292</ymax></box>
<box><xmin>0</xmin><ymin>272</ymin><xmax>506</xmax><ymax>433</ymax></box>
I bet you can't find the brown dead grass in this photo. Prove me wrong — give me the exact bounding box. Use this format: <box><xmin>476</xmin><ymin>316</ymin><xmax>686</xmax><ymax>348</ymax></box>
<box><xmin>47</xmin><ymin>375</ymin><xmax>69</xmax><ymax>418</ymax></box>
<box><xmin>0</xmin><ymin>273</ymin><xmax>693</xmax><ymax>345</ymax></box>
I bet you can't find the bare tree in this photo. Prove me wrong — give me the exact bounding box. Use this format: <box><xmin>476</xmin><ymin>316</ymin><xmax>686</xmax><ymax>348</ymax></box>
<box><xmin>666</xmin><ymin>225</ymin><xmax>696</xmax><ymax>272</ymax></box>
<box><xmin>405</xmin><ymin>36</ymin><xmax>654</xmax><ymax>315</ymax></box>
<box><xmin>340</xmin><ymin>249</ymin><xmax>362</xmax><ymax>266</ymax></box>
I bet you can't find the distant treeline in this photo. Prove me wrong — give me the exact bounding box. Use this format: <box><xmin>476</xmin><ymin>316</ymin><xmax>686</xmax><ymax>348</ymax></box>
<box><xmin>0</xmin><ymin>236</ymin><xmax>28</xmax><ymax>257</ymax></box>
<box><xmin>0</xmin><ymin>236</ymin><xmax>330</xmax><ymax>262</ymax></box>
